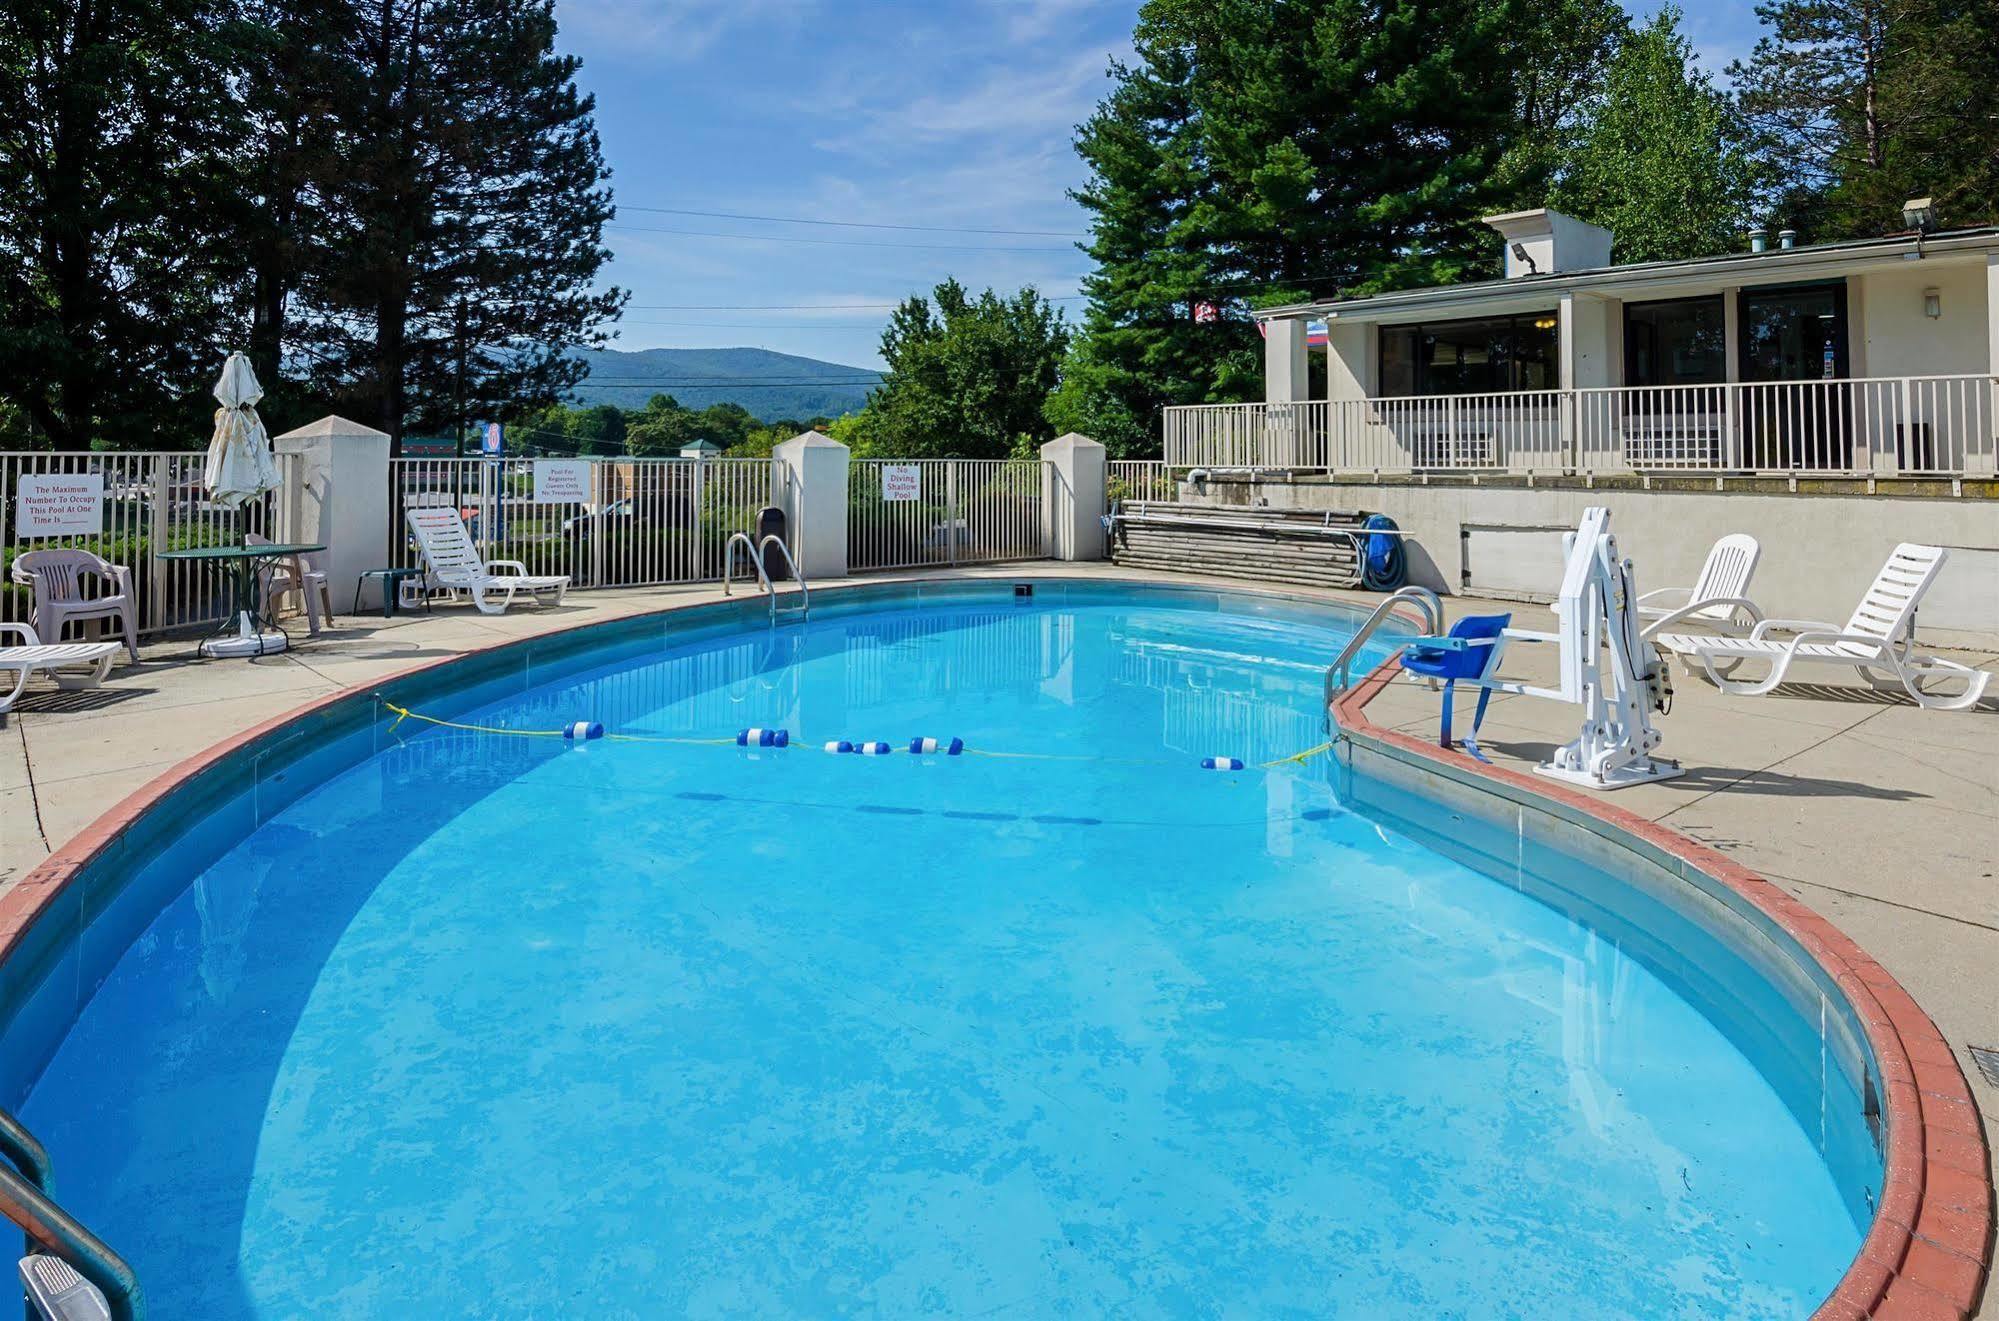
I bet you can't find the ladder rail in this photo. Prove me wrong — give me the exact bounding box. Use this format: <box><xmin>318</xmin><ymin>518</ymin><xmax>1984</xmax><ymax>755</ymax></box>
<box><xmin>757</xmin><ymin>535</ymin><xmax>810</xmax><ymax>619</ymax></box>
<box><xmin>0</xmin><ymin>1108</ymin><xmax>142</xmax><ymax>1321</ymax></box>
<box><xmin>721</xmin><ymin>531</ymin><xmax>809</xmax><ymax>623</ymax></box>
<box><xmin>1324</xmin><ymin>585</ymin><xmax>1444</xmax><ymax>707</ymax></box>
<box><xmin>721</xmin><ymin>531</ymin><xmax>771</xmax><ymax>600</ymax></box>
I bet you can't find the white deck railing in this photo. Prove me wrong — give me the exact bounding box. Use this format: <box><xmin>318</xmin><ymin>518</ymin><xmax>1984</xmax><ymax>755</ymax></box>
<box><xmin>1164</xmin><ymin>375</ymin><xmax>1998</xmax><ymax>479</ymax></box>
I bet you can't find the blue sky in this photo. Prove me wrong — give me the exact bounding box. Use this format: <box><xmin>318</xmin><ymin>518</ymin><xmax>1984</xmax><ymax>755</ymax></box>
<box><xmin>555</xmin><ymin>1</ymin><xmax>1764</xmax><ymax>372</ymax></box>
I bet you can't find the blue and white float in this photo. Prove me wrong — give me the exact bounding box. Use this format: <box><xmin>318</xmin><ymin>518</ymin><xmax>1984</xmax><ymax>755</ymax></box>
<box><xmin>563</xmin><ymin>721</ymin><xmax>604</xmax><ymax>741</ymax></box>
<box><xmin>822</xmin><ymin>739</ymin><xmax>855</xmax><ymax>754</ymax></box>
<box><xmin>856</xmin><ymin>741</ymin><xmax>893</xmax><ymax>756</ymax></box>
<box><xmin>736</xmin><ymin>727</ymin><xmax>789</xmax><ymax>748</ymax></box>
<box><xmin>1200</xmin><ymin>755</ymin><xmax>1244</xmax><ymax>771</ymax></box>
<box><xmin>909</xmin><ymin>736</ymin><xmax>964</xmax><ymax>756</ymax></box>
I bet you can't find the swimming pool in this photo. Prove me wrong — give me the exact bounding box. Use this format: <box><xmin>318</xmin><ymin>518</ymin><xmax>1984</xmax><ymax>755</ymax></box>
<box><xmin>4</xmin><ymin>582</ymin><xmax>1880</xmax><ymax>1317</ymax></box>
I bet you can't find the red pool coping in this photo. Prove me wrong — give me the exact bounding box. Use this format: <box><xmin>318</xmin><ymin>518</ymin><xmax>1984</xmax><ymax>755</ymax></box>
<box><xmin>1333</xmin><ymin>659</ymin><xmax>1992</xmax><ymax>1320</ymax></box>
<box><xmin>0</xmin><ymin>587</ymin><xmax>1988</xmax><ymax>1317</ymax></box>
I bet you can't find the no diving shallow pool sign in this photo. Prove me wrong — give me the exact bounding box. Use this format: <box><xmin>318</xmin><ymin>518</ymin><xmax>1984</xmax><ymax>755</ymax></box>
<box><xmin>13</xmin><ymin>472</ymin><xmax>103</xmax><ymax>538</ymax></box>
<box><xmin>882</xmin><ymin>464</ymin><xmax>921</xmax><ymax>502</ymax></box>
<box><xmin>533</xmin><ymin>459</ymin><xmax>591</xmax><ymax>505</ymax></box>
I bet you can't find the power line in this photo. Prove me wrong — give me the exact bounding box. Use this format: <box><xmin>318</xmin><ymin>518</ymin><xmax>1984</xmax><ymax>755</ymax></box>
<box><xmin>605</xmin><ymin>224</ymin><xmax>1078</xmax><ymax>254</ymax></box>
<box><xmin>618</xmin><ymin>205</ymin><xmax>1084</xmax><ymax>239</ymax></box>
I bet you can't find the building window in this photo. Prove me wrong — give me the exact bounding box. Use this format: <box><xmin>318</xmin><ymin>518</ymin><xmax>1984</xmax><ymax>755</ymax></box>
<box><xmin>1624</xmin><ymin>295</ymin><xmax>1726</xmax><ymax>388</ymax></box>
<box><xmin>1378</xmin><ymin>313</ymin><xmax>1559</xmax><ymax>397</ymax></box>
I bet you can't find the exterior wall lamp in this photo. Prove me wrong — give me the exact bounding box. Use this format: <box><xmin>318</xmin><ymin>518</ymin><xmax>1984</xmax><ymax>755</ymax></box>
<box><xmin>1923</xmin><ymin>287</ymin><xmax>1941</xmax><ymax>318</ymax></box>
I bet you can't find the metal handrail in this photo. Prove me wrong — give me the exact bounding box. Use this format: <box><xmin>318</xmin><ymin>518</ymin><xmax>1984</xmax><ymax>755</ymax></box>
<box><xmin>721</xmin><ymin>531</ymin><xmax>771</xmax><ymax>600</ymax></box>
<box><xmin>1325</xmin><ymin>585</ymin><xmax>1444</xmax><ymax>707</ymax></box>
<box><xmin>0</xmin><ymin>1109</ymin><xmax>142</xmax><ymax>1321</ymax></box>
<box><xmin>757</xmin><ymin>535</ymin><xmax>809</xmax><ymax>619</ymax></box>
<box><xmin>721</xmin><ymin>532</ymin><xmax>809</xmax><ymax>622</ymax></box>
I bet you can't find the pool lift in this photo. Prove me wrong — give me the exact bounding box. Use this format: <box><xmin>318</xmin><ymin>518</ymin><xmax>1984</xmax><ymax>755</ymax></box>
<box><xmin>1429</xmin><ymin>505</ymin><xmax>1680</xmax><ymax>791</ymax></box>
<box><xmin>722</xmin><ymin>532</ymin><xmax>809</xmax><ymax>623</ymax></box>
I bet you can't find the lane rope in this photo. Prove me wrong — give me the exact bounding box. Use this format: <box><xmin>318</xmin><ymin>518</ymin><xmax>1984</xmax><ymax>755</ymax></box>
<box><xmin>377</xmin><ymin>699</ymin><xmax>1336</xmax><ymax>770</ymax></box>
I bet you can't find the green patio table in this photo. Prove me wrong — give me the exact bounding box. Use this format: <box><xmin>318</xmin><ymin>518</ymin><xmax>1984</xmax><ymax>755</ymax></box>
<box><xmin>158</xmin><ymin>542</ymin><xmax>326</xmax><ymax>658</ymax></box>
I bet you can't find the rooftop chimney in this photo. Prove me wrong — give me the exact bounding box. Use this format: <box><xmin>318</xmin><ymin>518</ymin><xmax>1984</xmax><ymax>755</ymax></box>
<box><xmin>1483</xmin><ymin>209</ymin><xmax>1614</xmax><ymax>278</ymax></box>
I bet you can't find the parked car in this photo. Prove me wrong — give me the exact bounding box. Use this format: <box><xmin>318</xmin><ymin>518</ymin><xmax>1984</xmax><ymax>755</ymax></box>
<box><xmin>561</xmin><ymin>498</ymin><xmax>634</xmax><ymax>538</ymax></box>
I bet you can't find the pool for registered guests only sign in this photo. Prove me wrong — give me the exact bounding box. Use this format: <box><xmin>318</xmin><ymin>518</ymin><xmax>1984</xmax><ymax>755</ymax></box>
<box><xmin>533</xmin><ymin>460</ymin><xmax>591</xmax><ymax>505</ymax></box>
<box><xmin>13</xmin><ymin>472</ymin><xmax>103</xmax><ymax>537</ymax></box>
<box><xmin>882</xmin><ymin>464</ymin><xmax>921</xmax><ymax>501</ymax></box>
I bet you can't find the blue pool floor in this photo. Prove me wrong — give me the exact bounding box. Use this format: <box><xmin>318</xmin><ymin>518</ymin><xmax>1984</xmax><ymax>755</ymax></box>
<box><xmin>21</xmin><ymin>600</ymin><xmax>1861</xmax><ymax>1317</ymax></box>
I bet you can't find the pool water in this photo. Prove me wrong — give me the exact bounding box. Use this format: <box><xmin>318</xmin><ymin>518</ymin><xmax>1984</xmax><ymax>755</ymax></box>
<box><xmin>23</xmin><ymin>594</ymin><xmax>1864</xmax><ymax>1317</ymax></box>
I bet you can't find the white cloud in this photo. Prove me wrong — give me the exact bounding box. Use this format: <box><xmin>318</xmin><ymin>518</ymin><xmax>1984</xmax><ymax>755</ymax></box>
<box><xmin>556</xmin><ymin>0</ymin><xmax>808</xmax><ymax>62</ymax></box>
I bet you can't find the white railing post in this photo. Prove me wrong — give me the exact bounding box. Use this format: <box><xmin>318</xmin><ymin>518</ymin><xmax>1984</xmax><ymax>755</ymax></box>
<box><xmin>771</xmin><ymin>431</ymin><xmax>848</xmax><ymax>578</ymax></box>
<box><xmin>1040</xmin><ymin>432</ymin><xmax>1105</xmax><ymax>561</ymax></box>
<box><xmin>147</xmin><ymin>455</ymin><xmax>171</xmax><ymax>632</ymax></box>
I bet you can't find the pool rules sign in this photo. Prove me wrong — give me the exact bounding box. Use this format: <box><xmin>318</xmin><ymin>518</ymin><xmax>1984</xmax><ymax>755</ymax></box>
<box><xmin>533</xmin><ymin>460</ymin><xmax>591</xmax><ymax>504</ymax></box>
<box><xmin>13</xmin><ymin>472</ymin><xmax>103</xmax><ymax>537</ymax></box>
<box><xmin>882</xmin><ymin>464</ymin><xmax>921</xmax><ymax>502</ymax></box>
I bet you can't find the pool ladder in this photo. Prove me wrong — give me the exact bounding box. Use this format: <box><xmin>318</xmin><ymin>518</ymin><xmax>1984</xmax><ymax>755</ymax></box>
<box><xmin>0</xmin><ymin>1106</ymin><xmax>142</xmax><ymax>1321</ymax></box>
<box><xmin>723</xmin><ymin>533</ymin><xmax>810</xmax><ymax>623</ymax></box>
<box><xmin>1323</xmin><ymin>585</ymin><xmax>1445</xmax><ymax>714</ymax></box>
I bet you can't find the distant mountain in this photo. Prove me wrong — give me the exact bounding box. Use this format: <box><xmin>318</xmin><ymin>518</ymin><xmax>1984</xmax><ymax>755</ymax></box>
<box><xmin>568</xmin><ymin>346</ymin><xmax>881</xmax><ymax>422</ymax></box>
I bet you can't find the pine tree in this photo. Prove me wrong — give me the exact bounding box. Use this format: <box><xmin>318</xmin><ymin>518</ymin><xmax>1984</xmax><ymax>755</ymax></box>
<box><xmin>1551</xmin><ymin>8</ymin><xmax>1756</xmax><ymax>262</ymax></box>
<box><xmin>1730</xmin><ymin>0</ymin><xmax>1997</xmax><ymax>234</ymax></box>
<box><xmin>310</xmin><ymin>0</ymin><xmax>624</xmax><ymax>450</ymax></box>
<box><xmin>1053</xmin><ymin>0</ymin><xmax>1568</xmax><ymax>456</ymax></box>
<box><xmin>0</xmin><ymin>0</ymin><xmax>241</xmax><ymax>448</ymax></box>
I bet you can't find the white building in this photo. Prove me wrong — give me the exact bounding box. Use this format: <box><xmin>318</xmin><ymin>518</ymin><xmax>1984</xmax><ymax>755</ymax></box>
<box><xmin>1161</xmin><ymin>210</ymin><xmax>1999</xmax><ymax>644</ymax></box>
<box><xmin>1170</xmin><ymin>209</ymin><xmax>1998</xmax><ymax>480</ymax></box>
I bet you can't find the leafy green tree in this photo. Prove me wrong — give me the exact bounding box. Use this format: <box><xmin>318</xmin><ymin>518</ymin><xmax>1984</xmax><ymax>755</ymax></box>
<box><xmin>310</xmin><ymin>0</ymin><xmax>624</xmax><ymax>449</ymax></box>
<box><xmin>1730</xmin><ymin>0</ymin><xmax>1998</xmax><ymax>236</ymax></box>
<box><xmin>1551</xmin><ymin>8</ymin><xmax>1756</xmax><ymax>262</ymax></box>
<box><xmin>0</xmin><ymin>0</ymin><xmax>240</xmax><ymax>448</ymax></box>
<box><xmin>852</xmin><ymin>280</ymin><xmax>1068</xmax><ymax>460</ymax></box>
<box><xmin>1496</xmin><ymin>0</ymin><xmax>1634</xmax><ymax>203</ymax></box>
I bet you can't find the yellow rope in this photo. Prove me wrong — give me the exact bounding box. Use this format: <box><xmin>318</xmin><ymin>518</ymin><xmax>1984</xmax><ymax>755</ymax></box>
<box><xmin>1259</xmin><ymin>740</ymin><xmax>1334</xmax><ymax>769</ymax></box>
<box><xmin>378</xmin><ymin>702</ymin><xmax>731</xmax><ymax>747</ymax></box>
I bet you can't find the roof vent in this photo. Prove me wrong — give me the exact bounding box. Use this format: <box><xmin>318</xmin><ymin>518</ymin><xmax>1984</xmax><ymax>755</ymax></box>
<box><xmin>1483</xmin><ymin>209</ymin><xmax>1614</xmax><ymax>278</ymax></box>
<box><xmin>1777</xmin><ymin>228</ymin><xmax>1797</xmax><ymax>250</ymax></box>
<box><xmin>1748</xmin><ymin>228</ymin><xmax>1768</xmax><ymax>253</ymax></box>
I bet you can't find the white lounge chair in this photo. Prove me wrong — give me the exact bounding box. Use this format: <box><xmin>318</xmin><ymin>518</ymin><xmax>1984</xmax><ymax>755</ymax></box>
<box><xmin>1653</xmin><ymin>543</ymin><xmax>1990</xmax><ymax>711</ymax></box>
<box><xmin>1637</xmin><ymin>533</ymin><xmax>1761</xmax><ymax>640</ymax></box>
<box><xmin>0</xmin><ymin>623</ymin><xmax>122</xmax><ymax>723</ymax></box>
<box><xmin>404</xmin><ymin>506</ymin><xmax>569</xmax><ymax>615</ymax></box>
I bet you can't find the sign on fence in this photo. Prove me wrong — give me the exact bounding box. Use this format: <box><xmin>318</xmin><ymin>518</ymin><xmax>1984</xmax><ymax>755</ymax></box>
<box><xmin>882</xmin><ymin>464</ymin><xmax>921</xmax><ymax>502</ymax></box>
<box><xmin>533</xmin><ymin>459</ymin><xmax>591</xmax><ymax>504</ymax></box>
<box><xmin>14</xmin><ymin>472</ymin><xmax>104</xmax><ymax>537</ymax></box>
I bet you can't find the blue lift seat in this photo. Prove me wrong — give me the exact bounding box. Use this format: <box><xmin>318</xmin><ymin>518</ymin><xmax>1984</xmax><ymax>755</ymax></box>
<box><xmin>1399</xmin><ymin>614</ymin><xmax>1511</xmax><ymax>760</ymax></box>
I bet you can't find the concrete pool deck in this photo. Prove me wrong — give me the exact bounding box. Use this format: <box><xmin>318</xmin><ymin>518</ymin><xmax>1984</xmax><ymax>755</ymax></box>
<box><xmin>1</xmin><ymin>563</ymin><xmax>1993</xmax><ymax>1312</ymax></box>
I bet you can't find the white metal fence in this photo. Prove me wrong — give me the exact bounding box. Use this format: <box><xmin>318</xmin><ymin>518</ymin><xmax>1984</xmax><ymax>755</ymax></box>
<box><xmin>847</xmin><ymin>458</ymin><xmax>1050</xmax><ymax>571</ymax></box>
<box><xmin>387</xmin><ymin>456</ymin><xmax>774</xmax><ymax>590</ymax></box>
<box><xmin>3</xmin><ymin>450</ymin><xmax>299</xmax><ymax>638</ymax></box>
<box><xmin>1164</xmin><ymin>374</ymin><xmax>1999</xmax><ymax>479</ymax></box>
<box><xmin>1108</xmin><ymin>460</ymin><xmax>1178</xmax><ymax>504</ymax></box>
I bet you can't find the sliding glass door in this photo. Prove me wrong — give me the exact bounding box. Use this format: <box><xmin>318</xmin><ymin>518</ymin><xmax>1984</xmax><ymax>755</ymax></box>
<box><xmin>1738</xmin><ymin>282</ymin><xmax>1852</xmax><ymax>470</ymax></box>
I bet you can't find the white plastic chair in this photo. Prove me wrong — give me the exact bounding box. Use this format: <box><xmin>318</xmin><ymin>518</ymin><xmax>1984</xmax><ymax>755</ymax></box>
<box><xmin>0</xmin><ymin>623</ymin><xmax>121</xmax><ymax>723</ymax></box>
<box><xmin>1637</xmin><ymin>533</ymin><xmax>1761</xmax><ymax>640</ymax></box>
<box><xmin>1652</xmin><ymin>543</ymin><xmax>1990</xmax><ymax>711</ymax></box>
<box><xmin>404</xmin><ymin>506</ymin><xmax>569</xmax><ymax>615</ymax></box>
<box><xmin>9</xmin><ymin>548</ymin><xmax>139</xmax><ymax>662</ymax></box>
<box><xmin>248</xmin><ymin>534</ymin><xmax>332</xmax><ymax>635</ymax></box>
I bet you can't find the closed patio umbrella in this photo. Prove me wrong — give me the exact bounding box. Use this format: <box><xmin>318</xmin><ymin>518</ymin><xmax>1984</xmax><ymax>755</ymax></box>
<box><xmin>203</xmin><ymin>351</ymin><xmax>281</xmax><ymax>513</ymax></box>
<box><xmin>197</xmin><ymin>352</ymin><xmax>287</xmax><ymax>656</ymax></box>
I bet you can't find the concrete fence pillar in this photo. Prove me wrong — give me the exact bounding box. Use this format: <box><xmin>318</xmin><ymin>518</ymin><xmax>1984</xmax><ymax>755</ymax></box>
<box><xmin>1040</xmin><ymin>431</ymin><xmax>1106</xmax><ymax>561</ymax></box>
<box><xmin>272</xmin><ymin>415</ymin><xmax>391</xmax><ymax>612</ymax></box>
<box><xmin>772</xmin><ymin>431</ymin><xmax>849</xmax><ymax>578</ymax></box>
